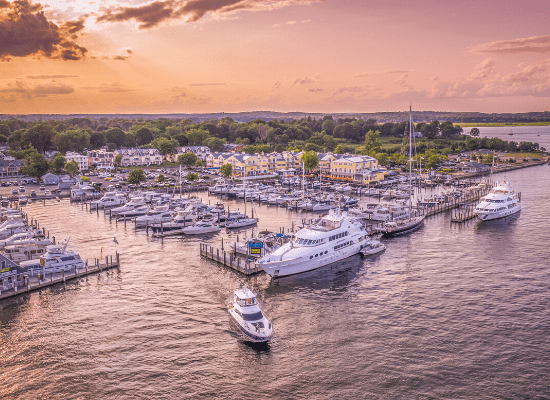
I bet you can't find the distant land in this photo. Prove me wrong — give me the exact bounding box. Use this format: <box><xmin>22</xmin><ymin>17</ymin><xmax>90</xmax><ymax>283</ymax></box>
<box><xmin>2</xmin><ymin>111</ymin><xmax>550</xmax><ymax>124</ymax></box>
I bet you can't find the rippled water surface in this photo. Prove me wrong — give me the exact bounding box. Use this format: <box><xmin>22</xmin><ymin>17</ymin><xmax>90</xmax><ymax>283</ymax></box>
<box><xmin>1</xmin><ymin>166</ymin><xmax>549</xmax><ymax>399</ymax></box>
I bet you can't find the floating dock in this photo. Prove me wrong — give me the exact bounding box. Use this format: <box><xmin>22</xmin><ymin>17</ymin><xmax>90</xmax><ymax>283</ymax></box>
<box><xmin>199</xmin><ymin>243</ymin><xmax>263</xmax><ymax>276</ymax></box>
<box><xmin>0</xmin><ymin>253</ymin><xmax>120</xmax><ymax>301</ymax></box>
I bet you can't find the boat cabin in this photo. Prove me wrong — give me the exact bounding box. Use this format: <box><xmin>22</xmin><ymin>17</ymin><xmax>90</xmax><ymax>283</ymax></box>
<box><xmin>234</xmin><ymin>288</ymin><xmax>257</xmax><ymax>307</ymax></box>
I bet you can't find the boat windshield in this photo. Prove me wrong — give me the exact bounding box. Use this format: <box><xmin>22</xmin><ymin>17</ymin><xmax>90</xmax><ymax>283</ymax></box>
<box><xmin>242</xmin><ymin>311</ymin><xmax>263</xmax><ymax>321</ymax></box>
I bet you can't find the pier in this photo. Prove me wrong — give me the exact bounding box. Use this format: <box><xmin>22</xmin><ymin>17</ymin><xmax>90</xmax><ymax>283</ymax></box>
<box><xmin>199</xmin><ymin>243</ymin><xmax>263</xmax><ymax>276</ymax></box>
<box><xmin>0</xmin><ymin>253</ymin><xmax>120</xmax><ymax>301</ymax></box>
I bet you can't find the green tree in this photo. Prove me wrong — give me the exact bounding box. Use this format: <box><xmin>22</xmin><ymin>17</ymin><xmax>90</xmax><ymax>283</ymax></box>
<box><xmin>178</xmin><ymin>152</ymin><xmax>198</xmax><ymax>166</ymax></box>
<box><xmin>128</xmin><ymin>169</ymin><xmax>147</xmax><ymax>184</ymax></box>
<box><xmin>470</xmin><ymin>128</ymin><xmax>480</xmax><ymax>137</ymax></box>
<box><xmin>104</xmin><ymin>128</ymin><xmax>126</xmax><ymax>148</ymax></box>
<box><xmin>156</xmin><ymin>174</ymin><xmax>166</xmax><ymax>183</ymax></box>
<box><xmin>64</xmin><ymin>160</ymin><xmax>79</xmax><ymax>176</ymax></box>
<box><xmin>90</xmin><ymin>131</ymin><xmax>106</xmax><ymax>149</ymax></box>
<box><xmin>334</xmin><ymin>145</ymin><xmax>344</xmax><ymax>154</ymax></box>
<box><xmin>22</xmin><ymin>122</ymin><xmax>55</xmax><ymax>153</ymax></box>
<box><xmin>363</xmin><ymin>129</ymin><xmax>380</xmax><ymax>154</ymax></box>
<box><xmin>194</xmin><ymin>159</ymin><xmax>203</xmax><ymax>167</ymax></box>
<box><xmin>52</xmin><ymin>129</ymin><xmax>90</xmax><ymax>153</ymax></box>
<box><xmin>150</xmin><ymin>137</ymin><xmax>178</xmax><ymax>155</ymax></box>
<box><xmin>21</xmin><ymin>151</ymin><xmax>49</xmax><ymax>178</ymax></box>
<box><xmin>186</xmin><ymin>172</ymin><xmax>199</xmax><ymax>181</ymax></box>
<box><xmin>135</xmin><ymin>127</ymin><xmax>154</xmax><ymax>146</ymax></box>
<box><xmin>321</xmin><ymin>119</ymin><xmax>336</xmax><ymax>135</ymax></box>
<box><xmin>186</xmin><ymin>128</ymin><xmax>210</xmax><ymax>146</ymax></box>
<box><xmin>219</xmin><ymin>163</ymin><xmax>233</xmax><ymax>179</ymax></box>
<box><xmin>49</xmin><ymin>153</ymin><xmax>67</xmax><ymax>174</ymax></box>
<box><xmin>0</xmin><ymin>123</ymin><xmax>11</xmax><ymax>138</ymax></box>
<box><xmin>206</xmin><ymin>136</ymin><xmax>226</xmax><ymax>152</ymax></box>
<box><xmin>301</xmin><ymin>150</ymin><xmax>319</xmax><ymax>172</ymax></box>
<box><xmin>114</xmin><ymin>154</ymin><xmax>123</xmax><ymax>167</ymax></box>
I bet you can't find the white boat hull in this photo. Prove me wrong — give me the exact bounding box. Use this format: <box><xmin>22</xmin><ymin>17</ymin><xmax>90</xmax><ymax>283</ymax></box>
<box><xmin>475</xmin><ymin>205</ymin><xmax>521</xmax><ymax>221</ymax></box>
<box><xmin>258</xmin><ymin>241</ymin><xmax>366</xmax><ymax>277</ymax></box>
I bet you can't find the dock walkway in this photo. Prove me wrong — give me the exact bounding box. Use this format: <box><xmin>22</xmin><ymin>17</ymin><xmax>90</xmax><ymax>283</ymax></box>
<box><xmin>199</xmin><ymin>243</ymin><xmax>263</xmax><ymax>276</ymax></box>
<box><xmin>0</xmin><ymin>253</ymin><xmax>120</xmax><ymax>301</ymax></box>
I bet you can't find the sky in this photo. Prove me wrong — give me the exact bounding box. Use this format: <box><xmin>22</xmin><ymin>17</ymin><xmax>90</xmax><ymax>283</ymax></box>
<box><xmin>1</xmin><ymin>0</ymin><xmax>550</xmax><ymax>114</ymax></box>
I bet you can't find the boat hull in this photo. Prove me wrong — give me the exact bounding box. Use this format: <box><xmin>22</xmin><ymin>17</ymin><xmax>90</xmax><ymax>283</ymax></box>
<box><xmin>475</xmin><ymin>206</ymin><xmax>521</xmax><ymax>221</ymax></box>
<box><xmin>258</xmin><ymin>241</ymin><xmax>367</xmax><ymax>278</ymax></box>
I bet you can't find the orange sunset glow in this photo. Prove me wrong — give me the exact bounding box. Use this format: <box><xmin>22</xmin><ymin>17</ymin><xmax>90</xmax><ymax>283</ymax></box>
<box><xmin>1</xmin><ymin>0</ymin><xmax>550</xmax><ymax>114</ymax></box>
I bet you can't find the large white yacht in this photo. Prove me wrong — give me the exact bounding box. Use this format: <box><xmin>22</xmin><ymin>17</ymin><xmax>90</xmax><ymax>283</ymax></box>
<box><xmin>20</xmin><ymin>242</ymin><xmax>84</xmax><ymax>272</ymax></box>
<box><xmin>475</xmin><ymin>181</ymin><xmax>521</xmax><ymax>221</ymax></box>
<box><xmin>257</xmin><ymin>209</ymin><xmax>370</xmax><ymax>277</ymax></box>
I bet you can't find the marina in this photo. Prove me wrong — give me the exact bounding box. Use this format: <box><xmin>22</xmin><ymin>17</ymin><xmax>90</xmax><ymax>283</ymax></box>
<box><xmin>0</xmin><ymin>163</ymin><xmax>549</xmax><ymax>399</ymax></box>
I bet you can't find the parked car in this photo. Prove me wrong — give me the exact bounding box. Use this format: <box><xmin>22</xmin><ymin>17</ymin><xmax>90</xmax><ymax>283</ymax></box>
<box><xmin>39</xmin><ymin>185</ymin><xmax>45</xmax><ymax>190</ymax></box>
<box><xmin>12</xmin><ymin>189</ymin><xmax>17</xmax><ymax>194</ymax></box>
<box><xmin>44</xmin><ymin>190</ymin><xmax>51</xmax><ymax>196</ymax></box>
<box><xmin>19</xmin><ymin>186</ymin><xmax>25</xmax><ymax>192</ymax></box>
<box><xmin>30</xmin><ymin>190</ymin><xmax>37</xmax><ymax>197</ymax></box>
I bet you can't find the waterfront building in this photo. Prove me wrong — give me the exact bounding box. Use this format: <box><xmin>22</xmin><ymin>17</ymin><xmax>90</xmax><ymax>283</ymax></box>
<box><xmin>65</xmin><ymin>152</ymin><xmax>89</xmax><ymax>171</ymax></box>
<box><xmin>87</xmin><ymin>149</ymin><xmax>115</xmax><ymax>170</ymax></box>
<box><xmin>171</xmin><ymin>146</ymin><xmax>211</xmax><ymax>162</ymax></box>
<box><xmin>115</xmin><ymin>148</ymin><xmax>162</xmax><ymax>166</ymax></box>
<box><xmin>0</xmin><ymin>159</ymin><xmax>23</xmax><ymax>178</ymax></box>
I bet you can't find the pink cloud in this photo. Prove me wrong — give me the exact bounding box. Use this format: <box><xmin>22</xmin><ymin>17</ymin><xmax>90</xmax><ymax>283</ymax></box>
<box><xmin>473</xmin><ymin>35</ymin><xmax>550</xmax><ymax>54</ymax></box>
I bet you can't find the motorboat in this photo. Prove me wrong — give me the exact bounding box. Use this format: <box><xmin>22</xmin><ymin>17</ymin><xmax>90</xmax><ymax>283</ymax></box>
<box><xmin>20</xmin><ymin>242</ymin><xmax>84</xmax><ymax>272</ymax></box>
<box><xmin>360</xmin><ymin>239</ymin><xmax>386</xmax><ymax>256</ymax></box>
<box><xmin>312</xmin><ymin>202</ymin><xmax>331</xmax><ymax>212</ymax></box>
<box><xmin>381</xmin><ymin>214</ymin><xmax>425</xmax><ymax>237</ymax></box>
<box><xmin>0</xmin><ymin>230</ymin><xmax>45</xmax><ymax>250</ymax></box>
<box><xmin>116</xmin><ymin>205</ymin><xmax>151</xmax><ymax>220</ymax></box>
<box><xmin>257</xmin><ymin>209</ymin><xmax>370</xmax><ymax>277</ymax></box>
<box><xmin>150</xmin><ymin>211</ymin><xmax>198</xmax><ymax>236</ymax></box>
<box><xmin>182</xmin><ymin>221</ymin><xmax>221</xmax><ymax>235</ymax></box>
<box><xmin>225</xmin><ymin>218</ymin><xmax>258</xmax><ymax>229</ymax></box>
<box><xmin>3</xmin><ymin>237</ymin><xmax>53</xmax><ymax>262</ymax></box>
<box><xmin>0</xmin><ymin>215</ymin><xmax>28</xmax><ymax>239</ymax></box>
<box><xmin>475</xmin><ymin>181</ymin><xmax>521</xmax><ymax>221</ymax></box>
<box><xmin>134</xmin><ymin>206</ymin><xmax>174</xmax><ymax>227</ymax></box>
<box><xmin>90</xmin><ymin>192</ymin><xmax>126</xmax><ymax>209</ymax></box>
<box><xmin>228</xmin><ymin>288</ymin><xmax>272</xmax><ymax>342</ymax></box>
<box><xmin>110</xmin><ymin>196</ymin><xmax>146</xmax><ymax>215</ymax></box>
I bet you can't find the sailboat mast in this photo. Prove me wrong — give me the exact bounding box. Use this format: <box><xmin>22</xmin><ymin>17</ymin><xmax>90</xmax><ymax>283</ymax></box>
<box><xmin>409</xmin><ymin>105</ymin><xmax>413</xmax><ymax>214</ymax></box>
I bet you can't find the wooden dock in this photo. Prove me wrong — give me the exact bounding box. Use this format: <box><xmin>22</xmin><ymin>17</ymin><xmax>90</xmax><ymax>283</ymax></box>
<box><xmin>199</xmin><ymin>243</ymin><xmax>264</xmax><ymax>276</ymax></box>
<box><xmin>0</xmin><ymin>253</ymin><xmax>120</xmax><ymax>301</ymax></box>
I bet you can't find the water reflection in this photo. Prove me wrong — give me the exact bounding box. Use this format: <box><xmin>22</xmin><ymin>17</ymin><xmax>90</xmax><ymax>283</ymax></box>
<box><xmin>267</xmin><ymin>254</ymin><xmax>365</xmax><ymax>294</ymax></box>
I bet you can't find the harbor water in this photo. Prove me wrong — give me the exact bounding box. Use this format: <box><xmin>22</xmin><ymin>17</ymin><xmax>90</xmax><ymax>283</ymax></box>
<box><xmin>1</xmin><ymin>165</ymin><xmax>549</xmax><ymax>399</ymax></box>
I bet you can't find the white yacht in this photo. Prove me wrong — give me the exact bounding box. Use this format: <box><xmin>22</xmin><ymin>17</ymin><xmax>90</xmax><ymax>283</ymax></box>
<box><xmin>0</xmin><ymin>215</ymin><xmax>28</xmax><ymax>240</ymax></box>
<box><xmin>20</xmin><ymin>242</ymin><xmax>84</xmax><ymax>272</ymax></box>
<box><xmin>3</xmin><ymin>237</ymin><xmax>53</xmax><ymax>262</ymax></box>
<box><xmin>0</xmin><ymin>230</ymin><xmax>45</xmax><ymax>250</ymax></box>
<box><xmin>475</xmin><ymin>181</ymin><xmax>521</xmax><ymax>221</ymax></box>
<box><xmin>225</xmin><ymin>218</ymin><xmax>258</xmax><ymax>229</ymax></box>
<box><xmin>134</xmin><ymin>206</ymin><xmax>174</xmax><ymax>227</ymax></box>
<box><xmin>228</xmin><ymin>288</ymin><xmax>272</xmax><ymax>342</ymax></box>
<box><xmin>91</xmin><ymin>192</ymin><xmax>126</xmax><ymax>209</ymax></box>
<box><xmin>182</xmin><ymin>221</ymin><xmax>221</xmax><ymax>235</ymax></box>
<box><xmin>116</xmin><ymin>205</ymin><xmax>151</xmax><ymax>219</ymax></box>
<box><xmin>257</xmin><ymin>209</ymin><xmax>370</xmax><ymax>277</ymax></box>
<box><xmin>110</xmin><ymin>196</ymin><xmax>146</xmax><ymax>215</ymax></box>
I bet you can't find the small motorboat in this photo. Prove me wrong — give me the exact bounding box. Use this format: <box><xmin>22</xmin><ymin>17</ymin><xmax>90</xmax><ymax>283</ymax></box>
<box><xmin>360</xmin><ymin>240</ymin><xmax>386</xmax><ymax>256</ymax></box>
<box><xmin>182</xmin><ymin>221</ymin><xmax>221</xmax><ymax>235</ymax></box>
<box><xmin>228</xmin><ymin>288</ymin><xmax>272</xmax><ymax>342</ymax></box>
<box><xmin>225</xmin><ymin>218</ymin><xmax>258</xmax><ymax>229</ymax></box>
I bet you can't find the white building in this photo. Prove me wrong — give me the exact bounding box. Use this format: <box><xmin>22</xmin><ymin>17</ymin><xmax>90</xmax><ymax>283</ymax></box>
<box><xmin>172</xmin><ymin>146</ymin><xmax>211</xmax><ymax>162</ymax></box>
<box><xmin>65</xmin><ymin>152</ymin><xmax>89</xmax><ymax>171</ymax></box>
<box><xmin>87</xmin><ymin>149</ymin><xmax>115</xmax><ymax>170</ymax></box>
<box><xmin>114</xmin><ymin>148</ymin><xmax>163</xmax><ymax>166</ymax></box>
